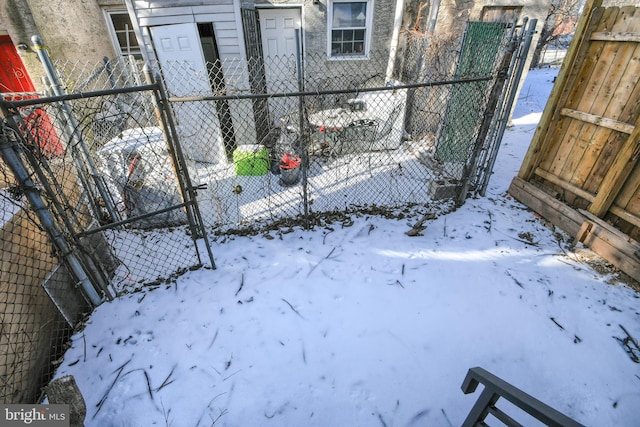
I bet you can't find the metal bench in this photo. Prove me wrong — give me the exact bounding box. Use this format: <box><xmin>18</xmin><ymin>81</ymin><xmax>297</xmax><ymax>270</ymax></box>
<box><xmin>461</xmin><ymin>367</ymin><xmax>585</xmax><ymax>427</ymax></box>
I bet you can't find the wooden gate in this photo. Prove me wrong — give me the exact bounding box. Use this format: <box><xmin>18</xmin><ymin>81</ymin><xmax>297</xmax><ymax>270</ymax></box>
<box><xmin>510</xmin><ymin>1</ymin><xmax>640</xmax><ymax>279</ymax></box>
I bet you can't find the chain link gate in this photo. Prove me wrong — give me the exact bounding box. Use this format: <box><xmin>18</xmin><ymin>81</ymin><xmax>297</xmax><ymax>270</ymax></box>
<box><xmin>0</xmin><ymin>17</ymin><xmax>534</xmax><ymax>404</ymax></box>
<box><xmin>0</xmin><ymin>52</ymin><xmax>214</xmax><ymax>403</ymax></box>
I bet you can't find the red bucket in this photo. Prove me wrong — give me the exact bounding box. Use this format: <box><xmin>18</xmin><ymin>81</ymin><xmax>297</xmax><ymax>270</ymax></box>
<box><xmin>279</xmin><ymin>153</ymin><xmax>301</xmax><ymax>169</ymax></box>
<box><xmin>279</xmin><ymin>153</ymin><xmax>301</xmax><ymax>186</ymax></box>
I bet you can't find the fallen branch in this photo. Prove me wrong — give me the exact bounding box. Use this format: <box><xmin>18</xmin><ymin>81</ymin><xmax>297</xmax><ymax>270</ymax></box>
<box><xmin>406</xmin><ymin>212</ymin><xmax>436</xmax><ymax>236</ymax></box>
<box><xmin>616</xmin><ymin>324</ymin><xmax>640</xmax><ymax>363</ymax></box>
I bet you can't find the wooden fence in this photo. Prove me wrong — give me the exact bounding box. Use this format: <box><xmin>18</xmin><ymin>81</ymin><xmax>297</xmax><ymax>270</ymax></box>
<box><xmin>510</xmin><ymin>1</ymin><xmax>640</xmax><ymax>279</ymax></box>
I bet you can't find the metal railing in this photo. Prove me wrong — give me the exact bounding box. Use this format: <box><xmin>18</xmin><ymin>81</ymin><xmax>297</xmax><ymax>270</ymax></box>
<box><xmin>461</xmin><ymin>367</ymin><xmax>585</xmax><ymax>427</ymax></box>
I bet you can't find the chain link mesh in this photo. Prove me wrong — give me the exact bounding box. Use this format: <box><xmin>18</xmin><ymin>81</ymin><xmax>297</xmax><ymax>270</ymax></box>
<box><xmin>1</xmin><ymin>144</ymin><xmax>73</xmax><ymax>404</ymax></box>
<box><xmin>161</xmin><ymin>43</ymin><xmax>508</xmax><ymax>231</ymax></box>
<box><xmin>0</xmin><ymin>21</ymin><xmax>518</xmax><ymax>404</ymax></box>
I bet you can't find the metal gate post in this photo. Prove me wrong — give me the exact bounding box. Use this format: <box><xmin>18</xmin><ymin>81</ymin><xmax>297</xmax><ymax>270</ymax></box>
<box><xmin>295</xmin><ymin>28</ymin><xmax>310</xmax><ymax>228</ymax></box>
<box><xmin>0</xmin><ymin>126</ymin><xmax>103</xmax><ymax>306</ymax></box>
<box><xmin>143</xmin><ymin>66</ymin><xmax>216</xmax><ymax>269</ymax></box>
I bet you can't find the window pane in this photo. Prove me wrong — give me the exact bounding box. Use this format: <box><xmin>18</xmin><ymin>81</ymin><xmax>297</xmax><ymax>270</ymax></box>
<box><xmin>108</xmin><ymin>12</ymin><xmax>141</xmax><ymax>57</ymax></box>
<box><xmin>332</xmin><ymin>2</ymin><xmax>367</xmax><ymax>28</ymax></box>
<box><xmin>331</xmin><ymin>29</ymin><xmax>366</xmax><ymax>55</ymax></box>
<box><xmin>111</xmin><ymin>14</ymin><xmax>131</xmax><ymax>32</ymax></box>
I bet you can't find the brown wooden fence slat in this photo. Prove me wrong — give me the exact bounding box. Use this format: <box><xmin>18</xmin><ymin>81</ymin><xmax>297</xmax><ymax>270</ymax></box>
<box><xmin>561</xmin><ymin>7</ymin><xmax>638</xmax><ymax>188</ymax></box>
<box><xmin>591</xmin><ymin>31</ymin><xmax>640</xmax><ymax>42</ymax></box>
<box><xmin>560</xmin><ymin>108</ymin><xmax>634</xmax><ymax>134</ymax></box>
<box><xmin>569</xmin><ymin>8</ymin><xmax>640</xmax><ymax>191</ymax></box>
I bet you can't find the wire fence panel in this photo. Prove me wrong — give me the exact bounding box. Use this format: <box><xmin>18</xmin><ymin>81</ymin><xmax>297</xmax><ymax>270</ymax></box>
<box><xmin>162</xmin><ymin>40</ymin><xmax>511</xmax><ymax>231</ymax></box>
<box><xmin>0</xmin><ymin>19</ymin><xmax>529</xmax><ymax>404</ymax></box>
<box><xmin>1</xmin><ymin>57</ymin><xmax>212</xmax><ymax>293</ymax></box>
<box><xmin>1</xmin><ymin>157</ymin><xmax>77</xmax><ymax>404</ymax></box>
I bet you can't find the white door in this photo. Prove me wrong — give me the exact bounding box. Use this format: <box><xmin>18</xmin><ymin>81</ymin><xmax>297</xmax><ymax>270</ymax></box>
<box><xmin>150</xmin><ymin>23</ymin><xmax>225</xmax><ymax>164</ymax></box>
<box><xmin>258</xmin><ymin>8</ymin><xmax>302</xmax><ymax>124</ymax></box>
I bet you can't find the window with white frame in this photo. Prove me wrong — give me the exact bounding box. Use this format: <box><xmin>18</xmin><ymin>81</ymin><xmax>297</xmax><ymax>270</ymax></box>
<box><xmin>104</xmin><ymin>10</ymin><xmax>141</xmax><ymax>58</ymax></box>
<box><xmin>328</xmin><ymin>1</ymin><xmax>372</xmax><ymax>58</ymax></box>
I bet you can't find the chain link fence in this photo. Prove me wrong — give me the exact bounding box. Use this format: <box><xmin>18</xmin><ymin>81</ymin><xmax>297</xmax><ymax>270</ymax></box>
<box><xmin>163</xmin><ymin>35</ymin><xmax>514</xmax><ymax>232</ymax></box>
<box><xmin>0</xmin><ymin>181</ymin><xmax>73</xmax><ymax>403</ymax></box>
<box><xmin>0</xmin><ymin>20</ymin><xmax>532</xmax><ymax>404</ymax></box>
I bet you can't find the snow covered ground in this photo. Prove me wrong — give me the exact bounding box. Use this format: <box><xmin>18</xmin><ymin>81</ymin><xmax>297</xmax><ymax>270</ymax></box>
<box><xmin>52</xmin><ymin>68</ymin><xmax>640</xmax><ymax>426</ymax></box>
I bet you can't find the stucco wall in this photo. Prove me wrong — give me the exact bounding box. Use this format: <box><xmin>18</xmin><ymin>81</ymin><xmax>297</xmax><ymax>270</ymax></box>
<box><xmin>26</xmin><ymin>0</ymin><xmax>117</xmax><ymax>63</ymax></box>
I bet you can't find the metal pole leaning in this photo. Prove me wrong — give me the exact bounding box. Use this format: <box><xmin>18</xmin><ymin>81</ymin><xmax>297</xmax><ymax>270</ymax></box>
<box><xmin>31</xmin><ymin>35</ymin><xmax>120</xmax><ymax>224</ymax></box>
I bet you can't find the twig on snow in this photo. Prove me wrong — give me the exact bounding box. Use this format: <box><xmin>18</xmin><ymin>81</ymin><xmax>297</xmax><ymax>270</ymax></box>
<box><xmin>94</xmin><ymin>358</ymin><xmax>132</xmax><ymax>418</ymax></box>
<box><xmin>307</xmin><ymin>247</ymin><xmax>336</xmax><ymax>278</ymax></box>
<box><xmin>207</xmin><ymin>329</ymin><xmax>219</xmax><ymax>350</ymax></box>
<box><xmin>82</xmin><ymin>333</ymin><xmax>87</xmax><ymax>362</ymax></box>
<box><xmin>441</xmin><ymin>408</ymin><xmax>454</xmax><ymax>427</ymax></box>
<box><xmin>223</xmin><ymin>369</ymin><xmax>241</xmax><ymax>381</ymax></box>
<box><xmin>195</xmin><ymin>393</ymin><xmax>227</xmax><ymax>426</ymax></box>
<box><xmin>550</xmin><ymin>317</ymin><xmax>564</xmax><ymax>330</ymax></box>
<box><xmin>281</xmin><ymin>298</ymin><xmax>304</xmax><ymax>319</ymax></box>
<box><xmin>616</xmin><ymin>324</ymin><xmax>640</xmax><ymax>363</ymax></box>
<box><xmin>143</xmin><ymin>369</ymin><xmax>153</xmax><ymax>400</ymax></box>
<box><xmin>387</xmin><ymin>280</ymin><xmax>404</xmax><ymax>288</ymax></box>
<box><xmin>235</xmin><ymin>273</ymin><xmax>244</xmax><ymax>296</ymax></box>
<box><xmin>505</xmin><ymin>270</ymin><xmax>525</xmax><ymax>289</ymax></box>
<box><xmin>377</xmin><ymin>412</ymin><xmax>388</xmax><ymax>427</ymax></box>
<box><xmin>161</xmin><ymin>398</ymin><xmax>171</xmax><ymax>427</ymax></box>
<box><xmin>156</xmin><ymin>365</ymin><xmax>176</xmax><ymax>392</ymax></box>
<box><xmin>322</xmin><ymin>228</ymin><xmax>334</xmax><ymax>245</ymax></box>
<box><xmin>486</xmin><ymin>210</ymin><xmax>493</xmax><ymax>233</ymax></box>
<box><xmin>209</xmin><ymin>408</ymin><xmax>228</xmax><ymax>425</ymax></box>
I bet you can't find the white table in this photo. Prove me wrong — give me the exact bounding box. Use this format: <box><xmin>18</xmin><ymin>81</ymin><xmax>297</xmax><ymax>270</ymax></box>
<box><xmin>307</xmin><ymin>108</ymin><xmax>373</xmax><ymax>130</ymax></box>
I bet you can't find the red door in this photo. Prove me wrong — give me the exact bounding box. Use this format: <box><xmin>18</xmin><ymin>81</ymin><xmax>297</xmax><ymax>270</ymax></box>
<box><xmin>0</xmin><ymin>36</ymin><xmax>63</xmax><ymax>157</ymax></box>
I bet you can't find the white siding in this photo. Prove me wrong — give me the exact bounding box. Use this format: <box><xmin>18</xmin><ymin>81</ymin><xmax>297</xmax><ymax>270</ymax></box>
<box><xmin>131</xmin><ymin>0</ymin><xmax>257</xmax><ymax>146</ymax></box>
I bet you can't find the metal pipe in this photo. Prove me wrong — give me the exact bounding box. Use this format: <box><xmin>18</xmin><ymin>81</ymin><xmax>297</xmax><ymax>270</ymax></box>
<box><xmin>7</xmin><ymin>84</ymin><xmax>157</xmax><ymax>107</ymax></box>
<box><xmin>143</xmin><ymin>65</ymin><xmax>216</xmax><ymax>269</ymax></box>
<box><xmin>479</xmin><ymin>19</ymin><xmax>537</xmax><ymax>196</ymax></box>
<box><xmin>295</xmin><ymin>28</ymin><xmax>310</xmax><ymax>224</ymax></box>
<box><xmin>167</xmin><ymin>76</ymin><xmax>494</xmax><ymax>103</ymax></box>
<box><xmin>31</xmin><ymin>35</ymin><xmax>120</xmax><ymax>224</ymax></box>
<box><xmin>385</xmin><ymin>0</ymin><xmax>405</xmax><ymax>83</ymax></box>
